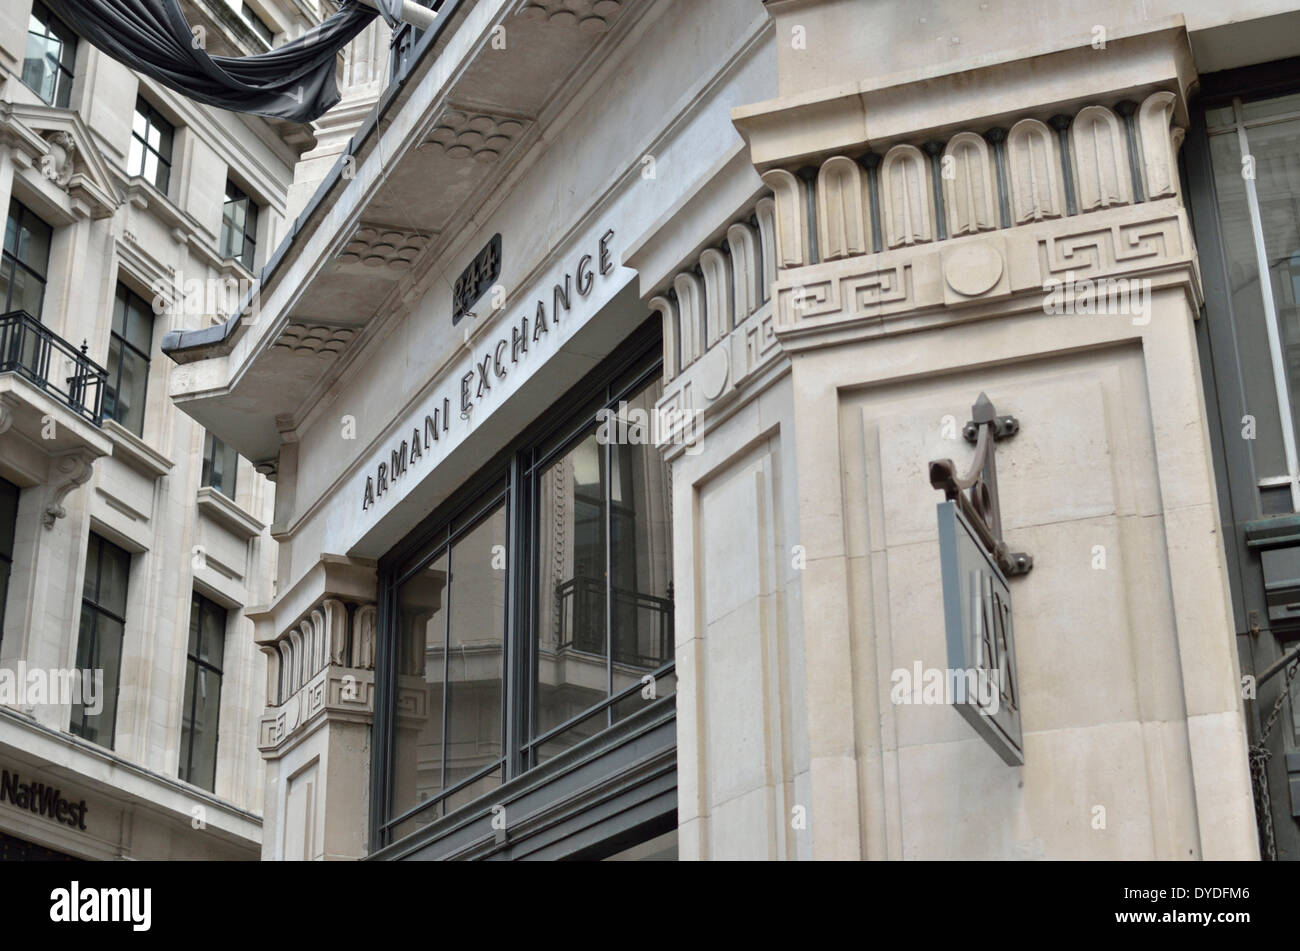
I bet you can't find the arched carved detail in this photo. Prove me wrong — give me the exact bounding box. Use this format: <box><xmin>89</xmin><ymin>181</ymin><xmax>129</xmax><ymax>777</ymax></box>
<box><xmin>1070</xmin><ymin>105</ymin><xmax>1133</xmax><ymax>211</ymax></box>
<box><xmin>1137</xmin><ymin>91</ymin><xmax>1181</xmax><ymax>200</ymax></box>
<box><xmin>880</xmin><ymin>144</ymin><xmax>934</xmax><ymax>249</ymax></box>
<box><xmin>1006</xmin><ymin>118</ymin><xmax>1065</xmax><ymax>223</ymax></box>
<box><xmin>673</xmin><ymin>271</ymin><xmax>705</xmax><ymax>369</ymax></box>
<box><xmin>726</xmin><ymin>221</ymin><xmax>762</xmax><ymax>322</ymax></box>
<box><xmin>277</xmin><ymin>641</ymin><xmax>292</xmax><ymax>704</ymax></box>
<box><xmin>816</xmin><ymin>155</ymin><xmax>871</xmax><ymax>259</ymax></box>
<box><xmin>759</xmin><ymin>169</ymin><xmax>810</xmax><ymax>268</ymax></box>
<box><xmin>290</xmin><ymin>626</ymin><xmax>306</xmax><ymax>695</ymax></box>
<box><xmin>754</xmin><ymin>197</ymin><xmax>777</xmax><ymax>302</ymax></box>
<box><xmin>942</xmin><ymin>132</ymin><xmax>998</xmax><ymax>236</ymax></box>
<box><xmin>310</xmin><ymin>608</ymin><xmax>327</xmax><ymax>675</ymax></box>
<box><xmin>354</xmin><ymin>604</ymin><xmax>377</xmax><ymax>670</ymax></box>
<box><xmin>699</xmin><ymin>248</ymin><xmax>733</xmax><ymax>346</ymax></box>
<box><xmin>649</xmin><ymin>295</ymin><xmax>680</xmax><ymax>381</ymax></box>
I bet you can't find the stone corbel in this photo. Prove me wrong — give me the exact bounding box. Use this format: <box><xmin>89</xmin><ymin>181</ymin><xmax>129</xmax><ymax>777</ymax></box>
<box><xmin>42</xmin><ymin>450</ymin><xmax>96</xmax><ymax>528</ymax></box>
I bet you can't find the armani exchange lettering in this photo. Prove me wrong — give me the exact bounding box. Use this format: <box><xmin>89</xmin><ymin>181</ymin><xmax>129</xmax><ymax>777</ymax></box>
<box><xmin>0</xmin><ymin>768</ymin><xmax>88</xmax><ymax>829</ymax></box>
<box><xmin>50</xmin><ymin>882</ymin><xmax>151</xmax><ymax>932</ymax></box>
<box><xmin>362</xmin><ymin>228</ymin><xmax>616</xmax><ymax>513</ymax></box>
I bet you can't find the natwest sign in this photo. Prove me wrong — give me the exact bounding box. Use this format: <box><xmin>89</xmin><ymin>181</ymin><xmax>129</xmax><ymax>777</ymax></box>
<box><xmin>361</xmin><ymin>227</ymin><xmax>618</xmax><ymax>514</ymax></box>
<box><xmin>0</xmin><ymin>767</ymin><xmax>88</xmax><ymax>830</ymax></box>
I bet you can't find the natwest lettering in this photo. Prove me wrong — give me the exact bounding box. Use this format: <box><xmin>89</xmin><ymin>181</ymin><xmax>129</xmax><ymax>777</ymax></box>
<box><xmin>0</xmin><ymin>768</ymin><xmax>88</xmax><ymax>829</ymax></box>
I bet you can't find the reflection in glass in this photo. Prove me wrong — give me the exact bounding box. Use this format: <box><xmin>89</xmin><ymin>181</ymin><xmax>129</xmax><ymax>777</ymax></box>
<box><xmin>444</xmin><ymin>507</ymin><xmax>506</xmax><ymax>794</ymax></box>
<box><xmin>533</xmin><ymin>374</ymin><xmax>673</xmax><ymax>761</ymax></box>
<box><xmin>1209</xmin><ymin>108</ymin><xmax>1300</xmax><ymax>502</ymax></box>
<box><xmin>391</xmin><ymin>501</ymin><xmax>507</xmax><ymax>824</ymax></box>
<box><xmin>392</xmin><ymin>550</ymin><xmax>448</xmax><ymax>821</ymax></box>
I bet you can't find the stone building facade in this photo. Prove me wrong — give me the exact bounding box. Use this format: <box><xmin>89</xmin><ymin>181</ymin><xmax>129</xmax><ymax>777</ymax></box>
<box><xmin>165</xmin><ymin>0</ymin><xmax>1300</xmax><ymax>860</ymax></box>
<box><xmin>0</xmin><ymin>0</ymin><xmax>330</xmax><ymax>860</ymax></box>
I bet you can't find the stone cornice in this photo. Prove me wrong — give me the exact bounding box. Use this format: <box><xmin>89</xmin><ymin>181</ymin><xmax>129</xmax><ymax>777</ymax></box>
<box><xmin>731</xmin><ymin>18</ymin><xmax>1197</xmax><ymax>171</ymax></box>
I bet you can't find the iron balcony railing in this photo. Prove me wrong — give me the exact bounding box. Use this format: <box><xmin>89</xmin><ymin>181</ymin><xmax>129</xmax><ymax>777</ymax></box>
<box><xmin>0</xmin><ymin>310</ymin><xmax>108</xmax><ymax>426</ymax></box>
<box><xmin>555</xmin><ymin>575</ymin><xmax>674</xmax><ymax>670</ymax></box>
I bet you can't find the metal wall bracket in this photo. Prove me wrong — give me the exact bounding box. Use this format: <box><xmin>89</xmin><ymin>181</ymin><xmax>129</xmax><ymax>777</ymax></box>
<box><xmin>930</xmin><ymin>392</ymin><xmax>1033</xmax><ymax>578</ymax></box>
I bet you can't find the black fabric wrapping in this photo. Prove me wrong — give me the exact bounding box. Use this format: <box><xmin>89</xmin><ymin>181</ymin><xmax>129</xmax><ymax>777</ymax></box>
<box><xmin>41</xmin><ymin>0</ymin><xmax>378</xmax><ymax>123</ymax></box>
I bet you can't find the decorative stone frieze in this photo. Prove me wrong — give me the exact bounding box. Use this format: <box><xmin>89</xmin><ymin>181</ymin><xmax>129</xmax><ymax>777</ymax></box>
<box><xmin>941</xmin><ymin>132</ymin><xmax>998</xmax><ymax>237</ymax></box>
<box><xmin>649</xmin><ymin>198</ymin><xmax>783</xmax><ymax>457</ymax></box>
<box><xmin>338</xmin><ymin>225</ymin><xmax>431</xmax><ymax>269</ymax></box>
<box><xmin>816</xmin><ymin>155</ymin><xmax>871</xmax><ymax>260</ymax></box>
<box><xmin>1071</xmin><ymin>105</ymin><xmax>1133</xmax><ymax>211</ymax></box>
<box><xmin>881</xmin><ymin>144</ymin><xmax>935</xmax><ymax>249</ymax></box>
<box><xmin>1006</xmin><ymin>118</ymin><xmax>1066</xmax><ymax>224</ymax></box>
<box><xmin>256</xmin><ymin>598</ymin><xmax>377</xmax><ymax>755</ymax></box>
<box><xmin>751</xmin><ymin>94</ymin><xmax>1185</xmax><ymax>282</ymax></box>
<box><xmin>517</xmin><ymin>0</ymin><xmax>624</xmax><ymax>32</ymax></box>
<box><xmin>418</xmin><ymin>110</ymin><xmax>527</xmax><ymax>163</ymax></box>
<box><xmin>271</xmin><ymin>323</ymin><xmax>359</xmax><ymax>357</ymax></box>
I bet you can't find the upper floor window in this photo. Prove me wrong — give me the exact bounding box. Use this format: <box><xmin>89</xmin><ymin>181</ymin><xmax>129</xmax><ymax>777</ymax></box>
<box><xmin>0</xmin><ymin>477</ymin><xmax>17</xmax><ymax>651</ymax></box>
<box><xmin>220</xmin><ymin>181</ymin><xmax>258</xmax><ymax>272</ymax></box>
<box><xmin>201</xmin><ymin>430</ymin><xmax>238</xmax><ymax>499</ymax></box>
<box><xmin>129</xmin><ymin>98</ymin><xmax>175</xmax><ymax>194</ymax></box>
<box><xmin>179</xmin><ymin>592</ymin><xmax>226</xmax><ymax>792</ymax></box>
<box><xmin>378</xmin><ymin>331</ymin><xmax>674</xmax><ymax>846</ymax></box>
<box><xmin>1</xmin><ymin>199</ymin><xmax>53</xmax><ymax>319</ymax></box>
<box><xmin>240</xmin><ymin>2</ymin><xmax>275</xmax><ymax>48</ymax></box>
<box><xmin>23</xmin><ymin>1</ymin><xmax>76</xmax><ymax>107</ymax></box>
<box><xmin>71</xmin><ymin>533</ymin><xmax>130</xmax><ymax>749</ymax></box>
<box><xmin>105</xmin><ymin>282</ymin><xmax>154</xmax><ymax>436</ymax></box>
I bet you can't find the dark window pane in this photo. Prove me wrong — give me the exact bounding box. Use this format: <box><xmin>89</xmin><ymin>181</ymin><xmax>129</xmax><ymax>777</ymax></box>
<box><xmin>106</xmin><ymin>284</ymin><xmax>153</xmax><ymax>436</ymax></box>
<box><xmin>608</xmin><ymin>377</ymin><xmax>673</xmax><ymax>688</ymax></box>
<box><xmin>180</xmin><ymin>593</ymin><xmax>225</xmax><ymax>791</ymax></box>
<box><xmin>180</xmin><ymin>663</ymin><xmax>221</xmax><ymax>789</ymax></box>
<box><xmin>0</xmin><ymin>477</ymin><xmax>16</xmax><ymax>646</ymax></box>
<box><xmin>201</xmin><ymin>431</ymin><xmax>238</xmax><ymax>498</ymax></box>
<box><xmin>2</xmin><ymin>201</ymin><xmax>51</xmax><ymax>319</ymax></box>
<box><xmin>71</xmin><ymin>535</ymin><xmax>129</xmax><ymax>752</ymax></box>
<box><xmin>535</xmin><ymin>430</ymin><xmax>609</xmax><ymax>744</ymax></box>
<box><xmin>22</xmin><ymin>3</ymin><xmax>76</xmax><ymax>107</ymax></box>
<box><xmin>444</xmin><ymin>505</ymin><xmax>506</xmax><ymax>791</ymax></box>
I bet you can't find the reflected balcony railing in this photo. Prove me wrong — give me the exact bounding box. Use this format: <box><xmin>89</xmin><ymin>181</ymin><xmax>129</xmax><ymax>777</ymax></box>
<box><xmin>555</xmin><ymin>575</ymin><xmax>674</xmax><ymax>669</ymax></box>
<box><xmin>0</xmin><ymin>310</ymin><xmax>108</xmax><ymax>427</ymax></box>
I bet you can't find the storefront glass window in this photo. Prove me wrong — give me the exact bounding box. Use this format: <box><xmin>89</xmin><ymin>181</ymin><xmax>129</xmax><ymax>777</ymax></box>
<box><xmin>379</xmin><ymin>333</ymin><xmax>673</xmax><ymax>845</ymax></box>
<box><xmin>1207</xmin><ymin>98</ymin><xmax>1300</xmax><ymax>512</ymax></box>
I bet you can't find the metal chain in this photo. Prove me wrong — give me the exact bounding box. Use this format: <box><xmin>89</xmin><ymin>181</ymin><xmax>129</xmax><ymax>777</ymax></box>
<box><xmin>1249</xmin><ymin>655</ymin><xmax>1300</xmax><ymax>861</ymax></box>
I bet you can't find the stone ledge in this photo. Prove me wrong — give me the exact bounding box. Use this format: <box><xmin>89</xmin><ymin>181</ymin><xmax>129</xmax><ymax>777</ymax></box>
<box><xmin>196</xmin><ymin>484</ymin><xmax>266</xmax><ymax>539</ymax></box>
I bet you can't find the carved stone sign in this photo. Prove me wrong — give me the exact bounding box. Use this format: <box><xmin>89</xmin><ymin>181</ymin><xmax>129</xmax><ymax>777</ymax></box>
<box><xmin>361</xmin><ymin>228</ymin><xmax>616</xmax><ymax>514</ymax></box>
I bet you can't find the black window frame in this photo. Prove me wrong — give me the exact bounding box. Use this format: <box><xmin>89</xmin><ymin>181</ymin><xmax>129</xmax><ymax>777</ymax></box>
<box><xmin>220</xmin><ymin>180</ymin><xmax>258</xmax><ymax>272</ymax></box>
<box><xmin>70</xmin><ymin>533</ymin><xmax>129</xmax><ymax>749</ymax></box>
<box><xmin>179</xmin><ymin>591</ymin><xmax>226</xmax><ymax>792</ymax></box>
<box><xmin>22</xmin><ymin>1</ymin><xmax>77</xmax><ymax>108</ymax></box>
<box><xmin>128</xmin><ymin>97</ymin><xmax>175</xmax><ymax>194</ymax></box>
<box><xmin>372</xmin><ymin>318</ymin><xmax>673</xmax><ymax>850</ymax></box>
<box><xmin>105</xmin><ymin>281</ymin><xmax>154</xmax><ymax>436</ymax></box>
<box><xmin>1</xmin><ymin>199</ymin><xmax>53</xmax><ymax>319</ymax></box>
<box><xmin>0</xmin><ymin>477</ymin><xmax>18</xmax><ymax>650</ymax></box>
<box><xmin>201</xmin><ymin>430</ymin><xmax>239</xmax><ymax>499</ymax></box>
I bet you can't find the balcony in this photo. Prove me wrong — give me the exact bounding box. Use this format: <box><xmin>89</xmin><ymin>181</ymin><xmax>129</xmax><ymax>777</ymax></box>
<box><xmin>556</xmin><ymin>575</ymin><xmax>673</xmax><ymax>670</ymax></box>
<box><xmin>0</xmin><ymin>311</ymin><xmax>107</xmax><ymax>427</ymax></box>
